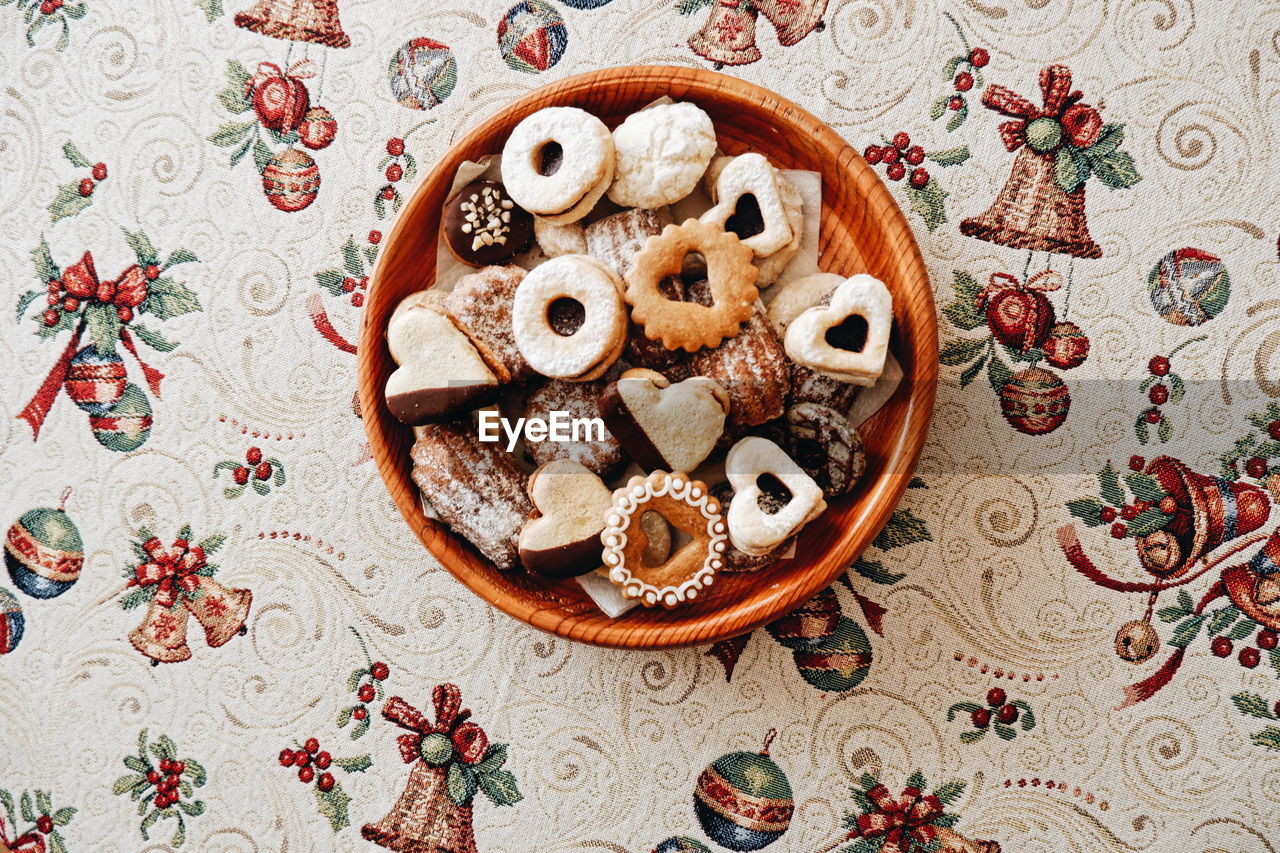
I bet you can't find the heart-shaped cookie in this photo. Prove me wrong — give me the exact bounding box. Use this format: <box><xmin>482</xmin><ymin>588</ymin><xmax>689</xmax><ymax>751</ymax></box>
<box><xmin>783</xmin><ymin>274</ymin><xmax>892</xmax><ymax>387</ymax></box>
<box><xmin>518</xmin><ymin>460</ymin><xmax>613</xmax><ymax>578</ymax></box>
<box><xmin>725</xmin><ymin>437</ymin><xmax>826</xmax><ymax>556</ymax></box>
<box><xmin>385</xmin><ymin>299</ymin><xmax>499</xmax><ymax>425</ymax></box>
<box><xmin>600</xmin><ymin>368</ymin><xmax>729</xmax><ymax>472</ymax></box>
<box><xmin>700</xmin><ymin>153</ymin><xmax>794</xmax><ymax>257</ymax></box>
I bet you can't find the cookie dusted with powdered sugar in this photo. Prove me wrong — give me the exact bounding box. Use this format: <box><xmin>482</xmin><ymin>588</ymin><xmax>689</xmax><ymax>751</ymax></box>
<box><xmin>606</xmin><ymin>102</ymin><xmax>717</xmax><ymax>209</ymax></box>
<box><xmin>442</xmin><ymin>264</ymin><xmax>534</xmax><ymax>385</ymax></box>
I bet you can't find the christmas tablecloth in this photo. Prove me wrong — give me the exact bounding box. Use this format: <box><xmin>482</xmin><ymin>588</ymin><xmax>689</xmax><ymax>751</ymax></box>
<box><xmin>2</xmin><ymin>1</ymin><xmax>1278</xmax><ymax>851</ymax></box>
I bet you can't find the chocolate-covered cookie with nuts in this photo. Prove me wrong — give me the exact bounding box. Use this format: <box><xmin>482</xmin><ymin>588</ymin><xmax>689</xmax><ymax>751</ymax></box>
<box><xmin>442</xmin><ymin>180</ymin><xmax>534</xmax><ymax>267</ymax></box>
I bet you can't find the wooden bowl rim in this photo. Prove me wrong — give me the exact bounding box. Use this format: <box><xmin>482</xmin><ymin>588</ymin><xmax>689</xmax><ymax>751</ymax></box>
<box><xmin>359</xmin><ymin>65</ymin><xmax>937</xmax><ymax>650</ymax></box>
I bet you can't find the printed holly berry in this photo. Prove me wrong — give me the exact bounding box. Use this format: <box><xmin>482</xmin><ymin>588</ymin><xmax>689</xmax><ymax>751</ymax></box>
<box><xmin>1149</xmin><ymin>384</ymin><xmax>1169</xmax><ymax>405</ymax></box>
<box><xmin>40</xmin><ymin>0</ymin><xmax>61</xmax><ymax>13</ymax></box>
<box><xmin>954</xmin><ymin>71</ymin><xmax>973</xmax><ymax>91</ymax></box>
<box><xmin>232</xmin><ymin>466</ymin><xmax>249</xmax><ymax>485</ymax></box>
<box><xmin>304</xmin><ymin>738</ymin><xmax>319</xmax><ymax>754</ymax></box>
<box><xmin>244</xmin><ymin>446</ymin><xmax>262</xmax><ymax>465</ymax></box>
<box><xmin>255</xmin><ymin>461</ymin><xmax>272</xmax><ymax>480</ymax></box>
<box><xmin>113</xmin><ymin>729</ymin><xmax>206</xmax><ymax>847</ymax></box>
<box><xmin>339</xmin><ymin>629</ymin><xmax>385</xmax><ymax>739</ymax></box>
<box><xmin>318</xmin><ymin>773</ymin><xmax>335</xmax><ymax>792</ymax></box>
<box><xmin>382</xmin><ymin>186</ymin><xmax>395</xmax><ymax>200</ymax></box>
<box><xmin>36</xmin><ymin>814</ymin><xmax>54</xmax><ymax>834</ymax></box>
<box><xmin>371</xmin><ymin>661</ymin><xmax>389</xmax><ymax>680</ymax></box>
<box><xmin>92</xmin><ymin>162</ymin><xmax>107</xmax><ymax>180</ymax></box>
<box><xmin>986</xmin><ymin>687</ymin><xmax>1006</xmax><ymax>707</ymax></box>
<box><xmin>43</xmin><ymin>308</ymin><xmax>59</xmax><ymax>326</ymax></box>
<box><xmin>892</xmin><ymin>132</ymin><xmax>910</xmax><ymax>150</ymax></box>
<box><xmin>1110</xmin><ymin>522</ymin><xmax>1127</xmax><ymax>538</ymax></box>
<box><xmin>948</xmin><ymin>96</ymin><xmax>964</xmax><ymax>110</ymax></box>
<box><xmin>1245</xmin><ymin>457</ymin><xmax>1269</xmax><ymax>479</ymax></box>
<box><xmin>950</xmin><ymin>691</ymin><xmax>1036</xmax><ymax>742</ymax></box>
<box><xmin>351</xmin><ymin>292</ymin><xmax>365</xmax><ymax>307</ymax></box>
<box><xmin>216</xmin><ymin>449</ymin><xmax>284</xmax><ymax>498</ymax></box>
<box><xmin>368</xmin><ymin>230</ymin><xmax>382</xmax><ymax>245</ymax></box>
<box><xmin>387</xmin><ymin>138</ymin><xmax>405</xmax><ymax>157</ymax></box>
<box><xmin>358</xmin><ymin>683</ymin><xmax>376</xmax><ymax>703</ymax></box>
<box><xmin>863</xmin><ymin>145</ymin><xmax>883</xmax><ymax>165</ymax></box>
<box><xmin>909</xmin><ymin>167</ymin><xmax>929</xmax><ymax>188</ymax></box>
<box><xmin>78</xmin><ymin>178</ymin><xmax>94</xmax><ymax>196</ymax></box>
<box><xmin>117</xmin><ymin>306</ymin><xmax>133</xmax><ymax>323</ymax></box>
<box><xmin>279</xmin><ymin>749</ymin><xmax>295</xmax><ymax>766</ymax></box>
<box><xmin>299</xmin><ymin>765</ymin><xmax>315</xmax><ymax>783</ymax></box>
<box><xmin>996</xmin><ymin>703</ymin><xmax>1019</xmax><ymax>724</ymax></box>
<box><xmin>1211</xmin><ymin>636</ymin><xmax>1233</xmax><ymax>657</ymax></box>
<box><xmin>314</xmin><ymin>751</ymin><xmax>332</xmax><ymax>769</ymax></box>
<box><xmin>880</xmin><ymin>146</ymin><xmax>899</xmax><ymax>165</ymax></box>
<box><xmin>295</xmin><ymin>750</ymin><xmax>310</xmax><ymax>767</ymax></box>
<box><xmin>969</xmin><ymin>47</ymin><xmax>989</xmax><ymax>67</ymax></box>
<box><xmin>886</xmin><ymin>162</ymin><xmax>906</xmax><ymax>182</ymax></box>
<box><xmin>1240</xmin><ymin>647</ymin><xmax>1262</xmax><ymax>669</ymax></box>
<box><xmin>1100</xmin><ymin>506</ymin><xmax>1117</xmax><ymax>522</ymax></box>
<box><xmin>1143</xmin><ymin>408</ymin><xmax>1163</xmax><ymax>424</ymax></box>
<box><xmin>352</xmin><ymin>707</ymin><xmax>367</xmax><ymax>720</ymax></box>
<box><xmin>1258</xmin><ymin>630</ymin><xmax>1278</xmax><ymax>651</ymax></box>
<box><xmin>1127</xmin><ymin>455</ymin><xmax>1144</xmax><ymax>471</ymax></box>
<box><xmin>386</xmin><ymin>163</ymin><xmax>403</xmax><ymax>182</ymax></box>
<box><xmin>905</xmin><ymin>145</ymin><xmax>925</xmax><ymax>165</ymax></box>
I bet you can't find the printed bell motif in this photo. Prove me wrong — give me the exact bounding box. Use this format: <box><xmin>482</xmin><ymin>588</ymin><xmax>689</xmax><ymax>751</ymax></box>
<box><xmin>960</xmin><ymin>147</ymin><xmax>1102</xmax><ymax>259</ymax></box>
<box><xmin>1224</xmin><ymin>528</ymin><xmax>1280</xmax><ymax>631</ymax></box>
<box><xmin>688</xmin><ymin>0</ymin><xmax>762</xmax><ymax>67</ymax></box>
<box><xmin>362</xmin><ymin>762</ymin><xmax>478</xmax><ymax>853</ymax></box>
<box><xmin>752</xmin><ymin>0</ymin><xmax>827</xmax><ymax>46</ymax></box>
<box><xmin>185</xmin><ymin>578</ymin><xmax>253</xmax><ymax>648</ymax></box>
<box><xmin>234</xmin><ymin>0</ymin><xmax>351</xmax><ymax>48</ymax></box>
<box><xmin>128</xmin><ymin>599</ymin><xmax>193</xmax><ymax>664</ymax></box>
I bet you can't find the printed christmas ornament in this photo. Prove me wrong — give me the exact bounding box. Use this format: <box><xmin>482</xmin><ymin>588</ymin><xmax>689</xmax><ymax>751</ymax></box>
<box><xmin>262</xmin><ymin>147</ymin><xmax>320</xmax><ymax>212</ymax></box>
<box><xmin>792</xmin><ymin>615</ymin><xmax>872</xmax><ymax>692</ymax></box>
<box><xmin>1043</xmin><ymin>320</ymin><xmax>1090</xmax><ymax>369</ymax></box>
<box><xmin>388</xmin><ymin>38</ymin><xmax>458</xmax><ymax>110</ymax></box>
<box><xmin>65</xmin><ymin>344</ymin><xmax>127</xmax><ymax>414</ymax></box>
<box><xmin>298</xmin><ymin>105</ymin><xmax>337</xmax><ymax>150</ymax></box>
<box><xmin>1148</xmin><ymin>248</ymin><xmax>1230</xmax><ymax>326</ymax></box>
<box><xmin>765</xmin><ymin>587</ymin><xmax>839</xmax><ymax>649</ymax></box>
<box><xmin>90</xmin><ymin>382</ymin><xmax>152</xmax><ymax>452</ymax></box>
<box><xmin>5</xmin><ymin>497</ymin><xmax>83</xmax><ymax>600</ymax></box>
<box><xmin>234</xmin><ymin>0</ymin><xmax>351</xmax><ymax>48</ymax></box>
<box><xmin>1114</xmin><ymin>619</ymin><xmax>1159</xmax><ymax>663</ymax></box>
<box><xmin>979</xmin><ymin>272</ymin><xmax>1057</xmax><ymax>353</ymax></box>
<box><xmin>252</xmin><ymin>72</ymin><xmax>311</xmax><ymax>132</ymax></box>
<box><xmin>498</xmin><ymin>0</ymin><xmax>568</xmax><ymax>74</ymax></box>
<box><xmin>0</xmin><ymin>588</ymin><xmax>25</xmax><ymax>654</ymax></box>
<box><xmin>751</xmin><ymin>0</ymin><xmax>827</xmax><ymax>46</ymax></box>
<box><xmin>688</xmin><ymin>0</ymin><xmax>762</xmax><ymax>67</ymax></box>
<box><xmin>693</xmin><ymin>730</ymin><xmax>793</xmax><ymax>851</ymax></box>
<box><xmin>654</xmin><ymin>838</ymin><xmax>710</xmax><ymax>853</ymax></box>
<box><xmin>998</xmin><ymin>367</ymin><xmax>1069</xmax><ymax>436</ymax></box>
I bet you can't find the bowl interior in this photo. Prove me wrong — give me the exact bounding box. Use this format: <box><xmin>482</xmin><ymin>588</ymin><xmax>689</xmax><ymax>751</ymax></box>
<box><xmin>359</xmin><ymin>66</ymin><xmax>936</xmax><ymax>649</ymax></box>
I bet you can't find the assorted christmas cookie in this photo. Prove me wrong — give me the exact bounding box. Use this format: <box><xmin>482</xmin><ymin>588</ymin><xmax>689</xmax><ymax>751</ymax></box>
<box><xmin>602</xmin><ymin>470</ymin><xmax>727</xmax><ymax>608</ymax></box>
<box><xmin>606</xmin><ymin>102</ymin><xmax>717</xmax><ymax>209</ymax></box>
<box><xmin>784</xmin><ymin>273</ymin><xmax>892</xmax><ymax>386</ymax></box>
<box><xmin>783</xmin><ymin>402</ymin><xmax>866</xmax><ymax>497</ymax></box>
<box><xmin>767</xmin><ymin>271</ymin><xmax>844</xmax><ymax>334</ymax></box>
<box><xmin>524</xmin><ymin>367</ymin><xmax>625</xmax><ymax>476</ymax></box>
<box><xmin>585</xmin><ymin>206</ymin><xmax>673</xmax><ymax>278</ymax></box>
<box><xmin>410</xmin><ymin>422</ymin><xmax>532</xmax><ymax>571</ymax></box>
<box><xmin>533</xmin><ymin>217</ymin><xmax>587</xmax><ymax>257</ymax></box>
<box><xmin>752</xmin><ymin>174</ymin><xmax>805</xmax><ymax>287</ymax></box>
<box><xmin>600</xmin><ymin>369</ymin><xmax>730</xmax><ymax>472</ymax></box>
<box><xmin>710</xmin><ymin>482</ymin><xmax>796</xmax><ymax>573</ymax></box>
<box><xmin>724</xmin><ymin>437</ymin><xmax>826</xmax><ymax>556</ymax></box>
<box><xmin>442</xmin><ymin>180</ymin><xmax>534</xmax><ymax>267</ymax></box>
<box><xmin>511</xmin><ymin>254</ymin><xmax>627</xmax><ymax>381</ymax></box>
<box><xmin>385</xmin><ymin>299</ymin><xmax>499</xmax><ymax>424</ymax></box>
<box><xmin>501</xmin><ymin>106</ymin><xmax>615</xmax><ymax>223</ymax></box>
<box><xmin>518</xmin><ymin>460</ymin><xmax>613</xmax><ymax>578</ymax></box>
<box><xmin>701</xmin><ymin>153</ymin><xmax>795</xmax><ymax>257</ymax></box>
<box><xmin>443</xmin><ymin>264</ymin><xmax>534</xmax><ymax>384</ymax></box>
<box><xmin>687</xmin><ymin>298</ymin><xmax>790</xmax><ymax>426</ymax></box>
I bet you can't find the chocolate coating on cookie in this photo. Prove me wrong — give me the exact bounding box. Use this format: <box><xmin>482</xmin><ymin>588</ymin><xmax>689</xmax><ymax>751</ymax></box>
<box><xmin>443</xmin><ymin>181</ymin><xmax>533</xmax><ymax>267</ymax></box>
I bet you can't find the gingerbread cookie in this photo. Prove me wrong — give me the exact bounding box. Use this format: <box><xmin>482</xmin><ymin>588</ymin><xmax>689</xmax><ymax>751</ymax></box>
<box><xmin>585</xmin><ymin>207</ymin><xmax>673</xmax><ymax>278</ymax></box>
<box><xmin>518</xmin><ymin>460</ymin><xmax>612</xmax><ymax>578</ymax></box>
<box><xmin>600</xmin><ymin>369</ymin><xmax>729</xmax><ymax>472</ymax></box>
<box><xmin>534</xmin><ymin>217</ymin><xmax>587</xmax><ymax>258</ymax></box>
<box><xmin>501</xmin><ymin>106</ymin><xmax>614</xmax><ymax>224</ymax></box>
<box><xmin>523</xmin><ymin>366</ymin><xmax>625</xmax><ymax>476</ymax></box>
<box><xmin>724</xmin><ymin>437</ymin><xmax>826</xmax><ymax>556</ymax></box>
<box><xmin>700</xmin><ymin>153</ymin><xmax>794</xmax><ymax>258</ymax></box>
<box><xmin>626</xmin><ymin>219</ymin><xmax>758</xmax><ymax>352</ymax></box>
<box><xmin>442</xmin><ymin>265</ymin><xmax>533</xmax><ymax>384</ymax></box>
<box><xmin>784</xmin><ymin>402</ymin><xmax>866</xmax><ymax>497</ymax></box>
<box><xmin>607</xmin><ymin>102</ymin><xmax>717</xmax><ymax>209</ymax></box>
<box><xmin>602</xmin><ymin>470</ymin><xmax>727</xmax><ymax>608</ymax></box>
<box><xmin>385</xmin><ymin>300</ymin><xmax>499</xmax><ymax>425</ymax></box>
<box><xmin>789</xmin><ymin>363</ymin><xmax>860</xmax><ymax>412</ymax></box>
<box><xmin>411</xmin><ymin>422</ymin><xmax>532</xmax><ymax>571</ymax></box>
<box><xmin>784</xmin><ymin>274</ymin><xmax>892</xmax><ymax>386</ymax></box>
<box><xmin>687</xmin><ymin>298</ymin><xmax>790</xmax><ymax>426</ymax></box>
<box><xmin>442</xmin><ymin>181</ymin><xmax>534</xmax><ymax>267</ymax></box>
<box><xmin>709</xmin><ymin>481</ymin><xmax>795</xmax><ymax>572</ymax></box>
<box><xmin>512</xmin><ymin>255</ymin><xmax>627</xmax><ymax>381</ymax></box>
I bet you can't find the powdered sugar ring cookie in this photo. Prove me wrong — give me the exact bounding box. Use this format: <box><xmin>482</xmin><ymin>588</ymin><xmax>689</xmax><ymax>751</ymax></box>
<box><xmin>501</xmin><ymin>107</ymin><xmax>614</xmax><ymax>223</ymax></box>
<box><xmin>602</xmin><ymin>470</ymin><xmax>727</xmax><ymax>608</ymax></box>
<box><xmin>626</xmin><ymin>219</ymin><xmax>758</xmax><ymax>352</ymax></box>
<box><xmin>512</xmin><ymin>254</ymin><xmax>626</xmax><ymax>381</ymax></box>
<box><xmin>607</xmin><ymin>102</ymin><xmax>717</xmax><ymax>209</ymax></box>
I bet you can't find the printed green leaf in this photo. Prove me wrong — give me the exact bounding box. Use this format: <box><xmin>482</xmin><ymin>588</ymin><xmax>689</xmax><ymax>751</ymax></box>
<box><xmin>946</xmin><ymin>701</ymin><xmax>981</xmax><ymax>720</ymax></box>
<box><xmin>32</xmin><ymin>238</ymin><xmax>59</xmax><ymax>283</ymax></box>
<box><xmin>1168</xmin><ymin>373</ymin><xmax>1185</xmax><ymax>403</ymax></box>
<box><xmin>1091</xmin><ymin>150</ymin><xmax>1142</xmax><ymax>189</ymax></box>
<box><xmin>315</xmin><ymin>269</ymin><xmax>345</xmax><ymax>296</ymax></box>
<box><xmin>402</xmin><ymin>153</ymin><xmax>417</xmax><ymax>182</ymax></box>
<box><xmin>124</xmin><ymin>755</ymin><xmax>150</xmax><ymax>773</ymax></box>
<box><xmin>35</xmin><ymin>790</ymin><xmax>52</xmax><ymax>815</ymax></box>
<box><xmin>1054</xmin><ymin>147</ymin><xmax>1088</xmax><ymax>193</ymax></box>
<box><xmin>1227</xmin><ymin>617</ymin><xmax>1259</xmax><ymax>640</ymax></box>
<box><xmin>943</xmin><ymin>298</ymin><xmax>985</xmax><ymax>332</ymax></box>
<box><xmin>942</xmin><ymin>55</ymin><xmax>966</xmax><ymax>80</ymax></box>
<box><xmin>229</xmin><ymin>138</ymin><xmax>252</xmax><ymax>169</ymax></box>
<box><xmin>63</xmin><ymin>140</ymin><xmax>92</xmax><ymax>167</ymax></box>
<box><xmin>16</xmin><ymin>289</ymin><xmax>42</xmax><ymax>321</ymax></box>
<box><xmin>1177</xmin><ymin>589</ymin><xmax>1194</xmax><ymax>613</ymax></box>
<box><xmin>959</xmin><ymin>353</ymin><xmax>987</xmax><ymax>388</ymax></box>
<box><xmin>1126</xmin><ymin>507</ymin><xmax>1171</xmax><ymax>538</ymax></box>
<box><xmin>333</xmin><ymin>754</ymin><xmax>372</xmax><ymax>773</ymax></box>
<box><xmin>933</xmin><ymin>779</ymin><xmax>965</xmax><ymax>805</ymax></box>
<box><xmin>218</xmin><ymin>86</ymin><xmax>249</xmax><ymax>114</ymax></box>
<box><xmin>351</xmin><ymin>716</ymin><xmax>370</xmax><ymax>740</ymax></box>
<box><xmin>1066</xmin><ymin>497</ymin><xmax>1104</xmax><ymax>527</ymax></box>
<box><xmin>1123</xmin><ymin>473</ymin><xmax>1165</xmax><ymax>502</ymax></box>
<box><xmin>195</xmin><ymin>0</ymin><xmax>222</xmax><ymax>22</ymax></box>
<box><xmin>1098</xmin><ymin>462</ymin><xmax>1124</xmax><ymax>507</ymax></box>
<box><xmin>986</xmin><ymin>353</ymin><xmax>1012</xmax><ymax>394</ymax></box>
<box><xmin>1156</xmin><ymin>606</ymin><xmax>1185</xmax><ymax>623</ymax></box>
<box><xmin>122</xmin><ymin>229</ymin><xmax>159</xmax><ymax>265</ymax></box>
<box><xmin>113</xmin><ymin>773</ymin><xmax>147</xmax><ymax>795</ymax></box>
<box><xmin>850</xmin><ymin>557</ymin><xmax>906</xmax><ymax>586</ymax></box>
<box><xmin>926</xmin><ymin>146</ymin><xmax>970</xmax><ymax>166</ymax></box>
<box><xmin>48</xmin><ymin>181</ymin><xmax>93</xmax><ymax>222</ymax></box>
<box><xmin>1136</xmin><ymin>415</ymin><xmax>1150</xmax><ymax>445</ymax></box>
<box><xmin>252</xmin><ymin>140</ymin><xmax>273</xmax><ymax>174</ymax></box>
<box><xmin>906</xmin><ymin>177</ymin><xmax>949</xmax><ymax>232</ymax></box>
<box><xmin>146</xmin><ymin>277</ymin><xmax>201</xmax><ymax>319</ymax></box>
<box><xmin>874</xmin><ymin>508</ymin><xmax>931</xmax><ymax>549</ymax></box>
<box><xmin>337</xmin><ymin>705</ymin><xmax>354</xmax><ymax>728</ymax></box>
<box><xmin>993</xmin><ymin>723</ymin><xmax>1016</xmax><ymax>740</ymax></box>
<box><xmin>475</xmin><ymin>743</ymin><xmax>509</xmax><ymax>774</ymax></box>
<box><xmin>934</xmin><ymin>812</ymin><xmax>960</xmax><ymax>828</ymax></box>
<box><xmin>163</xmin><ymin>248</ymin><xmax>198</xmax><ymax>270</ymax></box>
<box><xmin>226</xmin><ymin>59</ymin><xmax>250</xmax><ymax>89</ymax></box>
<box><xmin>1088</xmin><ymin>124</ymin><xmax>1124</xmax><ymax>157</ymax></box>
<box><xmin>1251</xmin><ymin>727</ymin><xmax>1280</xmax><ymax>752</ymax></box>
<box><xmin>1157</xmin><ymin>416</ymin><xmax>1173</xmax><ymax>443</ymax></box>
<box><xmin>209</xmin><ymin>120</ymin><xmax>255</xmax><ymax>148</ymax></box>
<box><xmin>47</xmin><ymin>831</ymin><xmax>68</xmax><ymax>853</ymax></box>
<box><xmin>929</xmin><ymin>95</ymin><xmax>949</xmax><ymax>122</ymax></box>
<box><xmin>314</xmin><ymin>783</ymin><xmax>351</xmax><ymax>831</ymax></box>
<box><xmin>182</xmin><ymin>757</ymin><xmax>207</xmax><ymax>786</ymax></box>
<box><xmin>1232</xmin><ymin>692</ymin><xmax>1275</xmax><ymax>719</ymax></box>
<box><xmin>52</xmin><ymin>806</ymin><xmax>76</xmax><ymax>826</ymax></box>
<box><xmin>130</xmin><ymin>323</ymin><xmax>179</xmax><ymax>352</ymax></box>
<box><xmin>958</xmin><ymin>730</ymin><xmax>985</xmax><ymax>744</ymax></box>
<box><xmin>478</xmin><ymin>769</ymin><xmax>522</xmax><ymax>806</ymax></box>
<box><xmin>674</xmin><ymin>0</ymin><xmax>714</xmax><ymax>14</ymax></box>
<box><xmin>908</xmin><ymin>476</ymin><xmax>927</xmax><ymax>489</ymax></box>
<box><xmin>20</xmin><ymin>791</ymin><xmax>33</xmax><ymax>823</ymax></box>
<box><xmin>177</xmin><ymin>798</ymin><xmax>205</xmax><ymax>816</ymax></box>
<box><xmin>1207</xmin><ymin>606</ymin><xmax>1241</xmax><ymax>636</ymax></box>
<box><xmin>939</xmin><ymin>337</ymin><xmax>986</xmax><ymax>366</ymax></box>
<box><xmin>946</xmin><ymin>100</ymin><xmax>968</xmax><ymax>131</ymax></box>
<box><xmin>906</xmin><ymin>770</ymin><xmax>927</xmax><ymax>790</ymax></box>
<box><xmin>342</xmin><ymin>237</ymin><xmax>363</xmax><ymax>278</ymax></box>
<box><xmin>446</xmin><ymin>762</ymin><xmax>477</xmax><ymax>805</ymax></box>
<box><xmin>1168</xmin><ymin>615</ymin><xmax>1205</xmax><ymax>648</ymax></box>
<box><xmin>152</xmin><ymin>734</ymin><xmax>177</xmax><ymax>762</ymax></box>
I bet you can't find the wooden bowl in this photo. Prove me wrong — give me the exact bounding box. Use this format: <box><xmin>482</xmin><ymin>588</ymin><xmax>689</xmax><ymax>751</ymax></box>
<box><xmin>359</xmin><ymin>66</ymin><xmax>936</xmax><ymax>649</ymax></box>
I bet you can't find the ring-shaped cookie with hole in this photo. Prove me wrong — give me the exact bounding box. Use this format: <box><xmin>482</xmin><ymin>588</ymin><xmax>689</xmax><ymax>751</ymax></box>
<box><xmin>602</xmin><ymin>470</ymin><xmax>727</xmax><ymax>609</ymax></box>
<box><xmin>724</xmin><ymin>437</ymin><xmax>827</xmax><ymax>556</ymax></box>
<box><xmin>501</xmin><ymin>106</ymin><xmax>614</xmax><ymax>224</ymax></box>
<box><xmin>512</xmin><ymin>254</ymin><xmax>627</xmax><ymax>381</ymax></box>
<box><xmin>625</xmin><ymin>219</ymin><xmax>758</xmax><ymax>352</ymax></box>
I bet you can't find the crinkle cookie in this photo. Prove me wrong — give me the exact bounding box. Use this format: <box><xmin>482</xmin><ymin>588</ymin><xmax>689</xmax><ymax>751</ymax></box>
<box><xmin>607</xmin><ymin>102</ymin><xmax>717</xmax><ymax>209</ymax></box>
<box><xmin>501</xmin><ymin>106</ymin><xmax>614</xmax><ymax>224</ymax></box>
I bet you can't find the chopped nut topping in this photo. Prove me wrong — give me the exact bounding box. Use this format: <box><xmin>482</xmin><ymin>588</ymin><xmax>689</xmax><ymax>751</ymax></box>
<box><xmin>458</xmin><ymin>184</ymin><xmax>514</xmax><ymax>255</ymax></box>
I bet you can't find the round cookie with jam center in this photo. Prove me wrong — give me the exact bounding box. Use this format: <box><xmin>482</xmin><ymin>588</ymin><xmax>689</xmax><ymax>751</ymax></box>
<box><xmin>442</xmin><ymin>180</ymin><xmax>534</xmax><ymax>267</ymax></box>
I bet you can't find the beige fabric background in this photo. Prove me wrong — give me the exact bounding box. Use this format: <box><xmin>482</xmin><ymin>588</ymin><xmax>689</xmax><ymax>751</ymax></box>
<box><xmin>2</xmin><ymin>1</ymin><xmax>1279</xmax><ymax>850</ymax></box>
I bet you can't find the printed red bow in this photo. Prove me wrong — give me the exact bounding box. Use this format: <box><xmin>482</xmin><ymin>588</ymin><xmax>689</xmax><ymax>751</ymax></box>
<box><xmin>0</xmin><ymin>817</ymin><xmax>45</xmax><ymax>853</ymax></box>
<box><xmin>243</xmin><ymin>58</ymin><xmax>316</xmax><ymax>96</ymax></box>
<box><xmin>128</xmin><ymin>537</ymin><xmax>207</xmax><ymax>607</ymax></box>
<box><xmin>382</xmin><ymin>684</ymin><xmax>491</xmax><ymax>766</ymax></box>
<box><xmin>854</xmin><ymin>785</ymin><xmax>945</xmax><ymax>852</ymax></box>
<box><xmin>974</xmin><ymin>269</ymin><xmax>1063</xmax><ymax>307</ymax></box>
<box><xmin>980</xmin><ymin>64</ymin><xmax>1103</xmax><ymax>152</ymax></box>
<box><xmin>61</xmin><ymin>252</ymin><xmax>148</xmax><ymax>308</ymax></box>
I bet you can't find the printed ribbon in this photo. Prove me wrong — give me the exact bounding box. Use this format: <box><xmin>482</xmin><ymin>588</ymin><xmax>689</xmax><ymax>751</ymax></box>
<box><xmin>128</xmin><ymin>537</ymin><xmax>207</xmax><ymax>608</ymax></box>
<box><xmin>244</xmin><ymin>58</ymin><xmax>316</xmax><ymax>94</ymax></box>
<box><xmin>18</xmin><ymin>254</ymin><xmax>164</xmax><ymax>439</ymax></box>
<box><xmin>853</xmin><ymin>785</ymin><xmax>945</xmax><ymax>853</ymax></box>
<box><xmin>974</xmin><ymin>269</ymin><xmax>1063</xmax><ymax>307</ymax></box>
<box><xmin>980</xmin><ymin>64</ymin><xmax>1080</xmax><ymax>152</ymax></box>
<box><xmin>382</xmin><ymin>684</ymin><xmax>489</xmax><ymax>765</ymax></box>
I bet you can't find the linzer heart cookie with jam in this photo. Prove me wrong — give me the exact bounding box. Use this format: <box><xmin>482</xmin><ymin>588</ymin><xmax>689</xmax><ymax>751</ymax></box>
<box><xmin>384</xmin><ymin>98</ymin><xmax>898</xmax><ymax>611</ymax></box>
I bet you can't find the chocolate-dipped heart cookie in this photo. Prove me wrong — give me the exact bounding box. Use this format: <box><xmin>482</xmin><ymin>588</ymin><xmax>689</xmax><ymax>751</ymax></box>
<box><xmin>600</xmin><ymin>368</ymin><xmax>729</xmax><ymax>472</ymax></box>
<box><xmin>518</xmin><ymin>460</ymin><xmax>612</xmax><ymax>578</ymax></box>
<box><xmin>384</xmin><ymin>299</ymin><xmax>500</xmax><ymax>425</ymax></box>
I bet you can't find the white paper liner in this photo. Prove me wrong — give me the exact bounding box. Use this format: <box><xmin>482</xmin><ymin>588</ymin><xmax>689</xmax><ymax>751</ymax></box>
<box><xmin>408</xmin><ymin>108</ymin><xmax>905</xmax><ymax>620</ymax></box>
